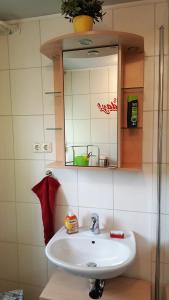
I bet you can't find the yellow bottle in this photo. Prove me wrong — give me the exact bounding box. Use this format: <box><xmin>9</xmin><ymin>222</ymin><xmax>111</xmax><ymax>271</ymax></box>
<box><xmin>64</xmin><ymin>212</ymin><xmax>78</xmax><ymax>234</ymax></box>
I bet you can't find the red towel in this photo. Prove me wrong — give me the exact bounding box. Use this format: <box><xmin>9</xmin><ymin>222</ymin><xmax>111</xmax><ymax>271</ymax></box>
<box><xmin>32</xmin><ymin>176</ymin><xmax>60</xmax><ymax>245</ymax></box>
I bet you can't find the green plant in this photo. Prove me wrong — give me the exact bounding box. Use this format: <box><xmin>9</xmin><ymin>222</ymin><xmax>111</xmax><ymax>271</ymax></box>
<box><xmin>61</xmin><ymin>0</ymin><xmax>106</xmax><ymax>23</ymax></box>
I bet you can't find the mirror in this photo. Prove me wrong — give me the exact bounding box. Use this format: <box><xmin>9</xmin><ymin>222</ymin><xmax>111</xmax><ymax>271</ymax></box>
<box><xmin>63</xmin><ymin>46</ymin><xmax>118</xmax><ymax>168</ymax></box>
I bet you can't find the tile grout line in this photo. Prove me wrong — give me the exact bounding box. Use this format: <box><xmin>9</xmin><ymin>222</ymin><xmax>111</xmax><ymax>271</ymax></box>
<box><xmin>7</xmin><ymin>33</ymin><xmax>20</xmax><ymax>285</ymax></box>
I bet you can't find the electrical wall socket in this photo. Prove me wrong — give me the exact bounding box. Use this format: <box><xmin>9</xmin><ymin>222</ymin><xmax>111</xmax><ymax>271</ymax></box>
<box><xmin>33</xmin><ymin>143</ymin><xmax>52</xmax><ymax>153</ymax></box>
<box><xmin>32</xmin><ymin>143</ymin><xmax>42</xmax><ymax>153</ymax></box>
<box><xmin>41</xmin><ymin>143</ymin><xmax>52</xmax><ymax>153</ymax></box>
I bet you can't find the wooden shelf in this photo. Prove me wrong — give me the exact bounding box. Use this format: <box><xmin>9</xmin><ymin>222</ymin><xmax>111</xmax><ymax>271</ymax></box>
<box><xmin>119</xmin><ymin>48</ymin><xmax>144</xmax><ymax>170</ymax></box>
<box><xmin>40</xmin><ymin>271</ymin><xmax>151</xmax><ymax>300</ymax></box>
<box><xmin>45</xmin><ymin>91</ymin><xmax>63</xmax><ymax>95</ymax></box>
<box><xmin>47</xmin><ymin>161</ymin><xmax>141</xmax><ymax>172</ymax></box>
<box><xmin>40</xmin><ymin>30</ymin><xmax>144</xmax><ymax>60</ymax></box>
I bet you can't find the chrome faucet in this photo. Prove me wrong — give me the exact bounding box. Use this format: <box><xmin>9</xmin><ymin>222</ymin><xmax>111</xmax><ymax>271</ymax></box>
<box><xmin>90</xmin><ymin>213</ymin><xmax>100</xmax><ymax>234</ymax></box>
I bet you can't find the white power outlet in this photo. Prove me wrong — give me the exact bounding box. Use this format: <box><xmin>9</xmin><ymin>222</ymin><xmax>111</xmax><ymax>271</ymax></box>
<box><xmin>32</xmin><ymin>143</ymin><xmax>41</xmax><ymax>153</ymax></box>
<box><xmin>41</xmin><ymin>143</ymin><xmax>52</xmax><ymax>153</ymax></box>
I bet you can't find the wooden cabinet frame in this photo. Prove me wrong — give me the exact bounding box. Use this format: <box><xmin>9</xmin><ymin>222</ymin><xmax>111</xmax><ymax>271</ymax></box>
<box><xmin>41</xmin><ymin>31</ymin><xmax>144</xmax><ymax>170</ymax></box>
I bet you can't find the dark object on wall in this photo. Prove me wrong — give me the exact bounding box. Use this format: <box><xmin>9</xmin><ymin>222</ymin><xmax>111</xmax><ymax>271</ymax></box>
<box><xmin>127</xmin><ymin>95</ymin><xmax>138</xmax><ymax>128</ymax></box>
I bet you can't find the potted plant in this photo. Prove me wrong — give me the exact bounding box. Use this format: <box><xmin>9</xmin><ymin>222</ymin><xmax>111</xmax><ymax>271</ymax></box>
<box><xmin>61</xmin><ymin>0</ymin><xmax>105</xmax><ymax>32</ymax></box>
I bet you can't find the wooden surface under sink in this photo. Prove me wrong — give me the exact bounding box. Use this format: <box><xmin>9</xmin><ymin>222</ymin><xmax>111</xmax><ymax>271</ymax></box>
<box><xmin>40</xmin><ymin>270</ymin><xmax>151</xmax><ymax>300</ymax></box>
<box><xmin>166</xmin><ymin>285</ymin><xmax>169</xmax><ymax>300</ymax></box>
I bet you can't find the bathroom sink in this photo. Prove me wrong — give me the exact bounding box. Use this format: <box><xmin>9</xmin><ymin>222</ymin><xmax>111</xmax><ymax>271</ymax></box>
<box><xmin>45</xmin><ymin>227</ymin><xmax>136</xmax><ymax>279</ymax></box>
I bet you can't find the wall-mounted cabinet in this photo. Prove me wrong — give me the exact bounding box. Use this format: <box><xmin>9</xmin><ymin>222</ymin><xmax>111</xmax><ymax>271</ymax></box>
<box><xmin>40</xmin><ymin>31</ymin><xmax>144</xmax><ymax>170</ymax></box>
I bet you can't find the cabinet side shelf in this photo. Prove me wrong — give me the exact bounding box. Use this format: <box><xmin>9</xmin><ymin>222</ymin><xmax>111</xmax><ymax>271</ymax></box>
<box><xmin>45</xmin><ymin>91</ymin><xmax>63</xmax><ymax>95</ymax></box>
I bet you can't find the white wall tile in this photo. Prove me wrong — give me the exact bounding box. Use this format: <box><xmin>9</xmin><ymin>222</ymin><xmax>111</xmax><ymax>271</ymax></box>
<box><xmin>155</xmin><ymin>2</ymin><xmax>168</xmax><ymax>56</ymax></box>
<box><xmin>47</xmin><ymin>261</ymin><xmax>58</xmax><ymax>279</ymax></box>
<box><xmin>152</xmin><ymin>163</ymin><xmax>169</xmax><ymax>215</ymax></box>
<box><xmin>78</xmin><ymin>170</ymin><xmax>113</xmax><ymax>209</ymax></box>
<box><xmin>64</xmin><ymin>71</ymin><xmax>72</xmax><ymax>96</ymax></box>
<box><xmin>152</xmin><ymin>164</ymin><xmax>158</xmax><ymax>214</ymax></box>
<box><xmin>109</xmin><ymin>116</ymin><xmax>117</xmax><ymax>144</ymax></box>
<box><xmin>110</xmin><ymin>143</ymin><xmax>117</xmax><ymax>165</ymax></box>
<box><xmin>73</xmin><ymin>120</ymin><xmax>91</xmax><ymax>144</ymax></box>
<box><xmin>64</xmin><ymin>95</ymin><xmax>73</xmax><ymax>120</ymax></box>
<box><xmin>54</xmin><ymin>205</ymin><xmax>78</xmax><ymax>231</ymax></box>
<box><xmin>53</xmin><ymin>169</ymin><xmax>78</xmax><ymax>207</ymax></box>
<box><xmin>10</xmin><ymin>68</ymin><xmax>43</xmax><ymax>115</ymax></box>
<box><xmin>18</xmin><ymin>245</ymin><xmax>47</xmax><ymax>286</ymax></box>
<box><xmin>79</xmin><ymin>207</ymin><xmax>113</xmax><ymax>231</ymax></box>
<box><xmin>108</xmin><ymin>64</ymin><xmax>118</xmax><ymax>93</ymax></box>
<box><xmin>114</xmin><ymin>210</ymin><xmax>152</xmax><ymax>280</ymax></box>
<box><xmin>42</xmin><ymin>66</ymin><xmax>55</xmax><ymax>115</ymax></box>
<box><xmin>0</xmin><ymin>37</ymin><xmax>9</xmax><ymax>70</ymax></box>
<box><xmin>17</xmin><ymin>203</ymin><xmax>44</xmax><ymax>246</ymax></box>
<box><xmin>0</xmin><ymin>160</ymin><xmax>15</xmax><ymax>202</ymax></box>
<box><xmin>154</xmin><ymin>111</ymin><xmax>167</xmax><ymax>164</ymax></box>
<box><xmin>72</xmin><ymin>70</ymin><xmax>90</xmax><ymax>95</ymax></box>
<box><xmin>44</xmin><ymin>115</ymin><xmax>56</xmax><ymax>161</ymax></box>
<box><xmin>15</xmin><ymin>160</ymin><xmax>45</xmax><ymax>203</ymax></box>
<box><xmin>144</xmin><ymin>56</ymin><xmax>154</xmax><ymax>111</ymax></box>
<box><xmin>90</xmin><ymin>68</ymin><xmax>109</xmax><ymax>93</ymax></box>
<box><xmin>164</xmin><ymin>165</ymin><xmax>169</xmax><ymax>214</ymax></box>
<box><xmin>0</xmin><ymin>243</ymin><xmax>18</xmax><ymax>281</ymax></box>
<box><xmin>40</xmin><ymin>16</ymin><xmax>73</xmax><ymax>67</ymax></box>
<box><xmin>164</xmin><ymin>214</ymin><xmax>169</xmax><ymax>264</ymax></box>
<box><xmin>151</xmin><ymin>213</ymin><xmax>165</xmax><ymax>263</ymax></box>
<box><xmin>0</xmin><ymin>71</ymin><xmax>11</xmax><ymax>115</ymax></box>
<box><xmin>0</xmin><ymin>117</ymin><xmax>14</xmax><ymax>159</ymax></box>
<box><xmin>91</xmin><ymin>119</ymin><xmax>109</xmax><ymax>144</ymax></box>
<box><xmin>8</xmin><ymin>21</ymin><xmax>41</xmax><ymax>69</ymax></box>
<box><xmin>73</xmin><ymin>94</ymin><xmax>90</xmax><ymax>119</ymax></box>
<box><xmin>0</xmin><ymin>203</ymin><xmax>17</xmax><ymax>242</ymax></box>
<box><xmin>40</xmin><ymin>15</ymin><xmax>73</xmax><ymax>44</ymax></box>
<box><xmin>65</xmin><ymin>119</ymin><xmax>74</xmax><ymax>144</ymax></box>
<box><xmin>114</xmin><ymin>164</ymin><xmax>153</xmax><ymax>213</ymax></box>
<box><xmin>143</xmin><ymin>111</ymin><xmax>153</xmax><ymax>163</ymax></box>
<box><xmin>13</xmin><ymin>116</ymin><xmax>44</xmax><ymax>159</ymax></box>
<box><xmin>113</xmin><ymin>4</ymin><xmax>155</xmax><ymax>56</ymax></box>
<box><xmin>154</xmin><ymin>56</ymin><xmax>168</xmax><ymax>111</ymax></box>
<box><xmin>93</xmin><ymin>7</ymin><xmax>113</xmax><ymax>31</ymax></box>
<box><xmin>91</xmin><ymin>93</ymin><xmax>110</xmax><ymax>119</ymax></box>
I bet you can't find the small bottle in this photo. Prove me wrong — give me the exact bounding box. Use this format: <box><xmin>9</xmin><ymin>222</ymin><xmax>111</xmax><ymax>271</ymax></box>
<box><xmin>99</xmin><ymin>155</ymin><xmax>109</xmax><ymax>167</ymax></box>
<box><xmin>64</xmin><ymin>212</ymin><xmax>78</xmax><ymax>234</ymax></box>
<box><xmin>127</xmin><ymin>96</ymin><xmax>138</xmax><ymax>128</ymax></box>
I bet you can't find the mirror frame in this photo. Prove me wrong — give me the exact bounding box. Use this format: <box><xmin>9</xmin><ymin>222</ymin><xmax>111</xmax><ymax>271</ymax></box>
<box><xmin>40</xmin><ymin>31</ymin><xmax>144</xmax><ymax>170</ymax></box>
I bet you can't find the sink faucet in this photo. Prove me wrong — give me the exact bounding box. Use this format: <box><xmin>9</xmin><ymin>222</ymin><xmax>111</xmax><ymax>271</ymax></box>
<box><xmin>90</xmin><ymin>213</ymin><xmax>100</xmax><ymax>234</ymax></box>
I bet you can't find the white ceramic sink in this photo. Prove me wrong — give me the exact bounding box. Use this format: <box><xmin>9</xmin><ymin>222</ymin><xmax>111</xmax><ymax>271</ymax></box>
<box><xmin>46</xmin><ymin>227</ymin><xmax>136</xmax><ymax>279</ymax></box>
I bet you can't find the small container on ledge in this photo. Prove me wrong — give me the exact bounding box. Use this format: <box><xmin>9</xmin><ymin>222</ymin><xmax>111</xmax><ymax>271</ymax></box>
<box><xmin>64</xmin><ymin>212</ymin><xmax>79</xmax><ymax>234</ymax></box>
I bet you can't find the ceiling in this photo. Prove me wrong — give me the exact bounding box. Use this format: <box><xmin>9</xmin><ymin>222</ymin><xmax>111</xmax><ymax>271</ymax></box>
<box><xmin>0</xmin><ymin>0</ymin><xmax>142</xmax><ymax>21</ymax></box>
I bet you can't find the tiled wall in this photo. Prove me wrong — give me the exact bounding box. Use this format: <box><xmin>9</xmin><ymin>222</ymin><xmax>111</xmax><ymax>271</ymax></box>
<box><xmin>0</xmin><ymin>0</ymin><xmax>168</xmax><ymax>299</ymax></box>
<box><xmin>64</xmin><ymin>63</ymin><xmax>117</xmax><ymax>164</ymax></box>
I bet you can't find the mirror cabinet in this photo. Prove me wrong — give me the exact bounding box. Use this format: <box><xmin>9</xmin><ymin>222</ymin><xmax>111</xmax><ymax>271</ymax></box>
<box><xmin>40</xmin><ymin>31</ymin><xmax>144</xmax><ymax>170</ymax></box>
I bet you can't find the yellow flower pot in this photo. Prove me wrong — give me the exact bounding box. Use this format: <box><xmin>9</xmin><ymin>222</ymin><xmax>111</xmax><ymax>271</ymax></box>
<box><xmin>73</xmin><ymin>15</ymin><xmax>93</xmax><ymax>32</ymax></box>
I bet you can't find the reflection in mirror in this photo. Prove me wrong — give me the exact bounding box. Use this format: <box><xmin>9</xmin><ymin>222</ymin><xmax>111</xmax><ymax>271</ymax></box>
<box><xmin>63</xmin><ymin>46</ymin><xmax>118</xmax><ymax>168</ymax></box>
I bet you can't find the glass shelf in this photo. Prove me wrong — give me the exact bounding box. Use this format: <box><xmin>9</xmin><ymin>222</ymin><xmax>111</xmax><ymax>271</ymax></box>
<box><xmin>46</xmin><ymin>128</ymin><xmax>62</xmax><ymax>131</ymax></box>
<box><xmin>45</xmin><ymin>91</ymin><xmax>62</xmax><ymax>95</ymax></box>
